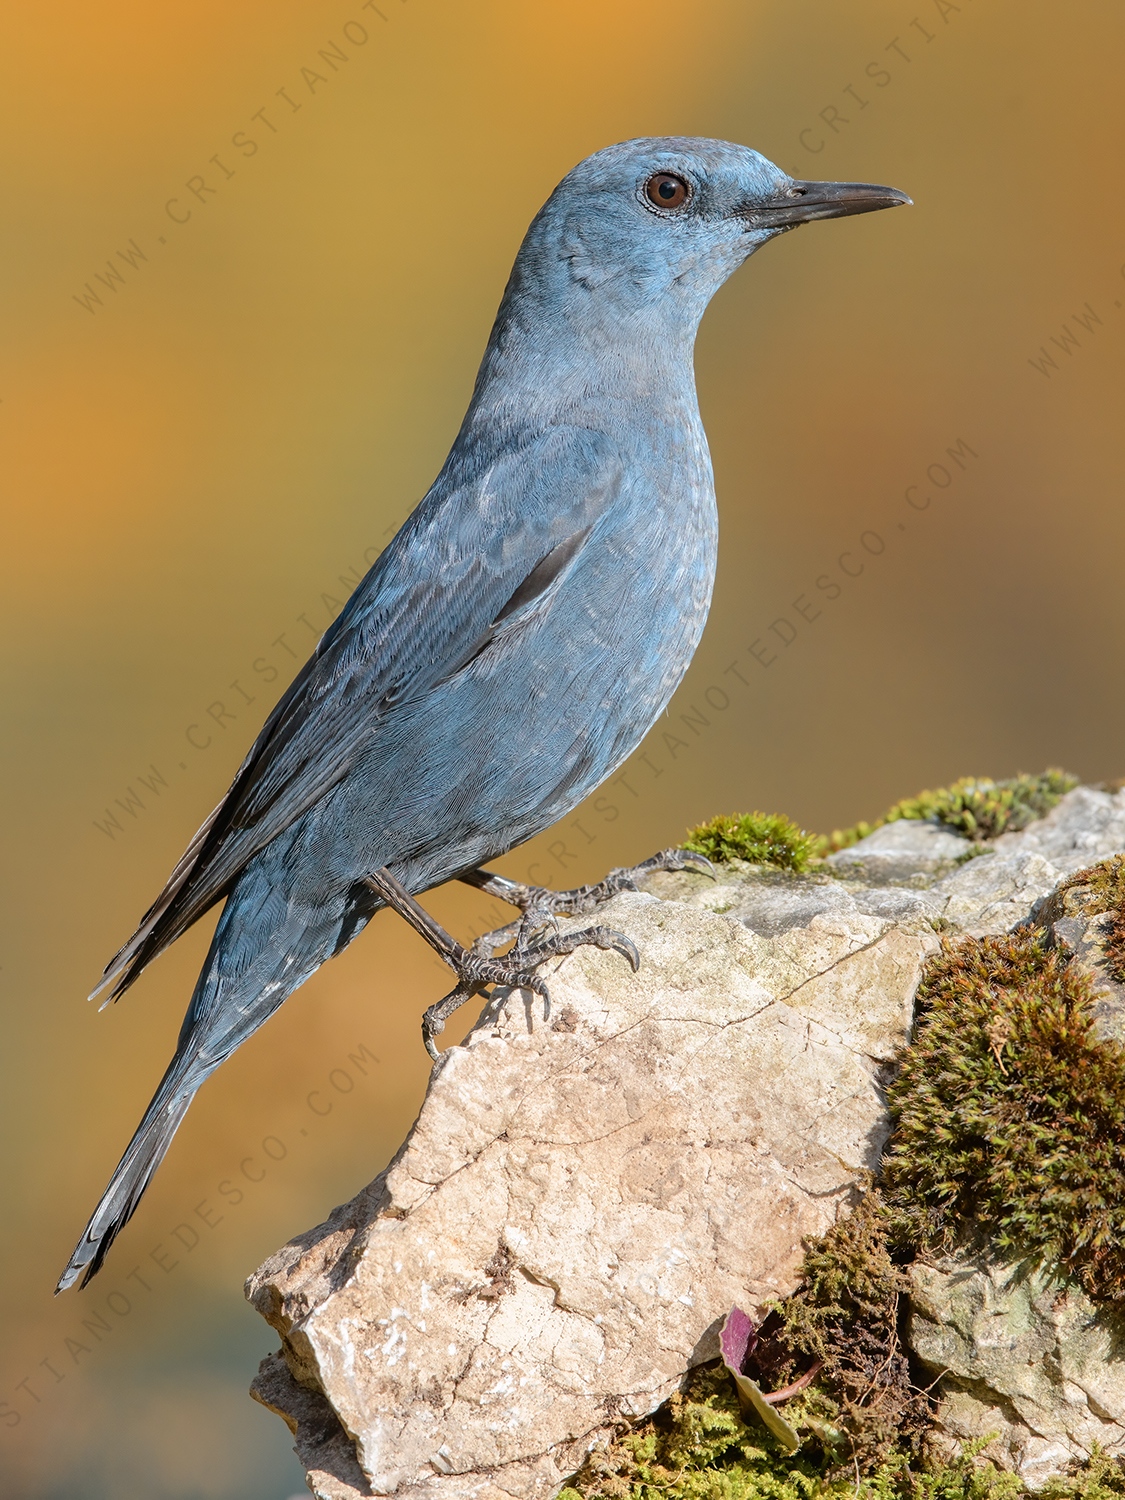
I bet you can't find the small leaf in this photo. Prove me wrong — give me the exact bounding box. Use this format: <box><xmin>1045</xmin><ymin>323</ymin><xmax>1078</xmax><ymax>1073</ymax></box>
<box><xmin>717</xmin><ymin>1304</ymin><xmax>757</xmax><ymax>1372</ymax></box>
<box><xmin>718</xmin><ymin>1307</ymin><xmax>801</xmax><ymax>1454</ymax></box>
<box><xmin>729</xmin><ymin>1371</ymin><xmax>802</xmax><ymax>1453</ymax></box>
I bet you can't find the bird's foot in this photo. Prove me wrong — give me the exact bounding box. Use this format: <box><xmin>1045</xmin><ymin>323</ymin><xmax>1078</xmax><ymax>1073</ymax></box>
<box><xmin>421</xmin><ymin>913</ymin><xmax>639</xmax><ymax>1061</ymax></box>
<box><xmin>362</xmin><ymin>866</ymin><xmax>640</xmax><ymax>1062</ymax></box>
<box><xmin>461</xmin><ymin>846</ymin><xmax>714</xmax><ymax>949</ymax></box>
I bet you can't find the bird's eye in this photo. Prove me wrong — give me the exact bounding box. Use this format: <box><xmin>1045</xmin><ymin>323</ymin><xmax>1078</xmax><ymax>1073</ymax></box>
<box><xmin>644</xmin><ymin>173</ymin><xmax>691</xmax><ymax>211</ymax></box>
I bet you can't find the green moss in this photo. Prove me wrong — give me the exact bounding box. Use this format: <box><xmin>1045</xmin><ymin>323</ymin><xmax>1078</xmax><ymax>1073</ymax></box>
<box><xmin>559</xmin><ymin>1357</ymin><xmax>1124</xmax><ymax>1500</ymax></box>
<box><xmin>685</xmin><ymin>772</ymin><xmax>1077</xmax><ymax>873</ymax></box>
<box><xmin>558</xmin><ymin>1364</ymin><xmax>852</xmax><ymax>1500</ymax></box>
<box><xmin>685</xmin><ymin>812</ymin><xmax>819</xmax><ymax>872</ymax></box>
<box><xmin>881</xmin><ymin>927</ymin><xmax>1125</xmax><ymax>1303</ymax></box>
<box><xmin>568</xmin><ymin>772</ymin><xmax>1125</xmax><ymax>1500</ymax></box>
<box><xmin>1041</xmin><ymin>1450</ymin><xmax>1125</xmax><ymax>1500</ymax></box>
<box><xmin>824</xmin><ymin>770</ymin><xmax>1078</xmax><ymax>853</ymax></box>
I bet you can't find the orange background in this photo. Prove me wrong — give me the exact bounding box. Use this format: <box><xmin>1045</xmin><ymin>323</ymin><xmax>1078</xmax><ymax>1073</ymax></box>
<box><xmin>3</xmin><ymin>1</ymin><xmax>1124</xmax><ymax>1494</ymax></box>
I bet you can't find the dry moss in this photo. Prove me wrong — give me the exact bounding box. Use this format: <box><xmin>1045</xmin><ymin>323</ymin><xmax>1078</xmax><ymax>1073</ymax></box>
<box><xmin>881</xmin><ymin>927</ymin><xmax>1125</xmax><ymax>1302</ymax></box>
<box><xmin>761</xmin><ymin>1191</ymin><xmax>930</xmax><ymax>1472</ymax></box>
<box><xmin>684</xmin><ymin>812</ymin><xmax>819</xmax><ymax>872</ymax></box>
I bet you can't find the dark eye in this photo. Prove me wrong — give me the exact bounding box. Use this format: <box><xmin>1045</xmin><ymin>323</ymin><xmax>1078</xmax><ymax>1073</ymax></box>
<box><xmin>644</xmin><ymin>173</ymin><xmax>691</xmax><ymax>211</ymax></box>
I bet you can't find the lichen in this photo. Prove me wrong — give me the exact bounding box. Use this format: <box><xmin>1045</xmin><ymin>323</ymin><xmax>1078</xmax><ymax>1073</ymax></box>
<box><xmin>881</xmin><ymin>927</ymin><xmax>1125</xmax><ymax>1304</ymax></box>
<box><xmin>684</xmin><ymin>812</ymin><xmax>819</xmax><ymax>872</ymax></box>
<box><xmin>822</xmin><ymin>769</ymin><xmax>1077</xmax><ymax>853</ymax></box>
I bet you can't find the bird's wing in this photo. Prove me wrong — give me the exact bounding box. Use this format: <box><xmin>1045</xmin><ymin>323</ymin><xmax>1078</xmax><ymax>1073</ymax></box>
<box><xmin>92</xmin><ymin>426</ymin><xmax>623</xmax><ymax>1002</ymax></box>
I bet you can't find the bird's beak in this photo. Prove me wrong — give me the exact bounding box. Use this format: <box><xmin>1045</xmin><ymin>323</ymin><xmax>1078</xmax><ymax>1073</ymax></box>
<box><xmin>740</xmin><ymin>179</ymin><xmax>912</xmax><ymax>230</ymax></box>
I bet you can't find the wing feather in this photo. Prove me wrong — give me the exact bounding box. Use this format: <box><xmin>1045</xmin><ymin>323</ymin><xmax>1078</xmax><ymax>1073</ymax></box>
<box><xmin>92</xmin><ymin>427</ymin><xmax>621</xmax><ymax>1001</ymax></box>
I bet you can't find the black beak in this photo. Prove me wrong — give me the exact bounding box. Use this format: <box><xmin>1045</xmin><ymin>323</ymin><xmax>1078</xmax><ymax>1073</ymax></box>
<box><xmin>741</xmin><ymin>179</ymin><xmax>911</xmax><ymax>230</ymax></box>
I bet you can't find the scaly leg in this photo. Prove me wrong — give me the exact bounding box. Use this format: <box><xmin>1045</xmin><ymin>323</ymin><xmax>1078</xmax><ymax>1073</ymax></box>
<box><xmin>364</xmin><ymin>867</ymin><xmax>639</xmax><ymax>1061</ymax></box>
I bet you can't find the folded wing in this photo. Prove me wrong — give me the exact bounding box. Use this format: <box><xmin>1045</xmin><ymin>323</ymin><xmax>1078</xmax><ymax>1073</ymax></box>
<box><xmin>92</xmin><ymin>426</ymin><xmax>622</xmax><ymax>1003</ymax></box>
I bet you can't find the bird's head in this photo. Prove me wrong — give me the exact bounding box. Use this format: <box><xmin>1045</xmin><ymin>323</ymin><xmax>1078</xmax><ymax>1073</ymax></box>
<box><xmin>509</xmin><ymin>136</ymin><xmax>910</xmax><ymax>341</ymax></box>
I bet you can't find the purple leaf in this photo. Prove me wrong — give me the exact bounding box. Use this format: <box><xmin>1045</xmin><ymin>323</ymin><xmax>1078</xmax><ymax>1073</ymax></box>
<box><xmin>718</xmin><ymin>1305</ymin><xmax>801</xmax><ymax>1454</ymax></box>
<box><xmin>719</xmin><ymin>1305</ymin><xmax>757</xmax><ymax>1375</ymax></box>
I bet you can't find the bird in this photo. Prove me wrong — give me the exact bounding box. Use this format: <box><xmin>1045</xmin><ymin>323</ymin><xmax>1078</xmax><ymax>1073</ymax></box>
<box><xmin>57</xmin><ymin>136</ymin><xmax>909</xmax><ymax>1292</ymax></box>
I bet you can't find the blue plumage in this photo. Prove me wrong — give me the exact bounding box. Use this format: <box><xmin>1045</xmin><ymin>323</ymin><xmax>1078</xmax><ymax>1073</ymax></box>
<box><xmin>58</xmin><ymin>137</ymin><xmax>908</xmax><ymax>1291</ymax></box>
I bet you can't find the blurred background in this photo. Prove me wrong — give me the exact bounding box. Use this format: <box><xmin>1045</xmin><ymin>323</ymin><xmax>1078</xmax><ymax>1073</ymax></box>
<box><xmin>2</xmin><ymin>0</ymin><xmax>1123</xmax><ymax>1493</ymax></box>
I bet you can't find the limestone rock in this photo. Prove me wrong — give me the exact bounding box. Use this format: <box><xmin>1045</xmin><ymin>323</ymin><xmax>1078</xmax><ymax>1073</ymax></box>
<box><xmin>933</xmin><ymin>849</ymin><xmax>1064</xmax><ymax>937</ymax></box>
<box><xmin>997</xmin><ymin>785</ymin><xmax>1125</xmax><ymax>871</ymax></box>
<box><xmin>642</xmin><ymin>860</ymin><xmax>940</xmax><ymax>935</ymax></box>
<box><xmin>1032</xmin><ymin>861</ymin><xmax>1125</xmax><ymax>1044</ymax></box>
<box><xmin>248</xmin><ymin>892</ymin><xmax>937</xmax><ymax>1500</ymax></box>
<box><xmin>248</xmin><ymin>784</ymin><xmax>1125</xmax><ymax>1499</ymax></box>
<box><xmin>909</xmin><ymin>1251</ymin><xmax>1125</xmax><ymax>1488</ymax></box>
<box><xmin>824</xmin><ymin>819</ymin><xmax>969</xmax><ymax>885</ymax></box>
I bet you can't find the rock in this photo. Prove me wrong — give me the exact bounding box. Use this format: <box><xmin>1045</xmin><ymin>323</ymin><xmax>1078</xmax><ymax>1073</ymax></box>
<box><xmin>909</xmin><ymin>1251</ymin><xmax>1125</xmax><ymax>1487</ymax></box>
<box><xmin>642</xmin><ymin>860</ymin><xmax>941</xmax><ymax>936</ymax></box>
<box><xmin>926</xmin><ymin>786</ymin><xmax>1125</xmax><ymax>940</ymax></box>
<box><xmin>248</xmin><ymin>893</ymin><xmax>937</xmax><ymax>1500</ymax></box>
<box><xmin>824</xmin><ymin>819</ymin><xmax>970</xmax><ymax>885</ymax></box>
<box><xmin>248</xmin><ymin>784</ymin><xmax>1125</xmax><ymax>1499</ymax></box>
<box><xmin>253</xmin><ymin>1349</ymin><xmax>378</xmax><ymax>1500</ymax></box>
<box><xmin>932</xmin><ymin>850</ymin><xmax>1064</xmax><ymax>937</ymax></box>
<box><xmin>996</xmin><ymin>785</ymin><xmax>1125</xmax><ymax>871</ymax></box>
<box><xmin>1031</xmin><ymin>862</ymin><xmax>1125</xmax><ymax>1044</ymax></box>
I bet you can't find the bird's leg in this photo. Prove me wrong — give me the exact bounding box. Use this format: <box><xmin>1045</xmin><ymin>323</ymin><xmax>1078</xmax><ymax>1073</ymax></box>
<box><xmin>460</xmin><ymin>847</ymin><xmax>714</xmax><ymax>939</ymax></box>
<box><xmin>363</xmin><ymin>867</ymin><xmax>639</xmax><ymax>1062</ymax></box>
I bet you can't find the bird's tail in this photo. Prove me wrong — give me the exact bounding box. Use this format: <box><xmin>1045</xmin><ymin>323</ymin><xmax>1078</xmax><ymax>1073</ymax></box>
<box><xmin>58</xmin><ymin>847</ymin><xmax>381</xmax><ymax>1293</ymax></box>
<box><xmin>56</xmin><ymin>1057</ymin><xmax>199</xmax><ymax>1293</ymax></box>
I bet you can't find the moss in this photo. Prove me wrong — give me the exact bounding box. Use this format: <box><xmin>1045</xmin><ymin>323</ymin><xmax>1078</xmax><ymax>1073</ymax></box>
<box><xmin>685</xmin><ymin>812</ymin><xmax>819</xmax><ymax>872</ymax></box>
<box><xmin>568</xmin><ymin>775</ymin><xmax>1125</xmax><ymax>1499</ymax></box>
<box><xmin>1058</xmin><ymin>854</ymin><xmax>1125</xmax><ymax>983</ymax></box>
<box><xmin>558</xmin><ymin>1364</ymin><xmax>853</xmax><ymax>1500</ymax></box>
<box><xmin>559</xmin><ymin>1357</ymin><xmax>1124</xmax><ymax>1500</ymax></box>
<box><xmin>763</xmin><ymin>1191</ymin><xmax>930</xmax><ymax>1472</ymax></box>
<box><xmin>823</xmin><ymin>770</ymin><xmax>1077</xmax><ymax>853</ymax></box>
<box><xmin>684</xmin><ymin>771</ymin><xmax>1076</xmax><ymax>872</ymax></box>
<box><xmin>881</xmin><ymin>927</ymin><xmax>1125</xmax><ymax>1303</ymax></box>
<box><xmin>1040</xmin><ymin>1450</ymin><xmax>1125</xmax><ymax>1500</ymax></box>
<box><xmin>1067</xmin><ymin>853</ymin><xmax>1125</xmax><ymax>911</ymax></box>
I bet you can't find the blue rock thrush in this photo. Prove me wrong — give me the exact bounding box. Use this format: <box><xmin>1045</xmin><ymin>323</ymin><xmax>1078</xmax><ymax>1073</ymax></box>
<box><xmin>58</xmin><ymin>137</ymin><xmax>909</xmax><ymax>1291</ymax></box>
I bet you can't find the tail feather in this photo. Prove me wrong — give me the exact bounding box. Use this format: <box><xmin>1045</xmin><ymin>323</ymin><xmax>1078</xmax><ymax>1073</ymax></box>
<box><xmin>56</xmin><ymin>1065</ymin><xmax>197</xmax><ymax>1293</ymax></box>
<box><xmin>63</xmin><ymin>840</ymin><xmax>369</xmax><ymax>1292</ymax></box>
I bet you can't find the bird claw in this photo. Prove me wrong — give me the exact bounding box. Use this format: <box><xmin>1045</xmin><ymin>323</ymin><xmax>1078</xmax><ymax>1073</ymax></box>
<box><xmin>652</xmin><ymin>847</ymin><xmax>717</xmax><ymax>881</ymax></box>
<box><xmin>422</xmin><ymin>922</ymin><xmax>638</xmax><ymax>1059</ymax></box>
<box><xmin>463</xmin><ymin>846</ymin><xmax>714</xmax><ymax>934</ymax></box>
<box><xmin>424</xmin><ymin>851</ymin><xmax>702</xmax><ymax>1058</ymax></box>
<box><xmin>568</xmin><ymin>845</ymin><xmax>717</xmax><ymax>905</ymax></box>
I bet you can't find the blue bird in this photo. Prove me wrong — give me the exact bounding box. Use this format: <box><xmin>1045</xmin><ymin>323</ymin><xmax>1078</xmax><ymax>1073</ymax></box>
<box><xmin>58</xmin><ymin>137</ymin><xmax>908</xmax><ymax>1291</ymax></box>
